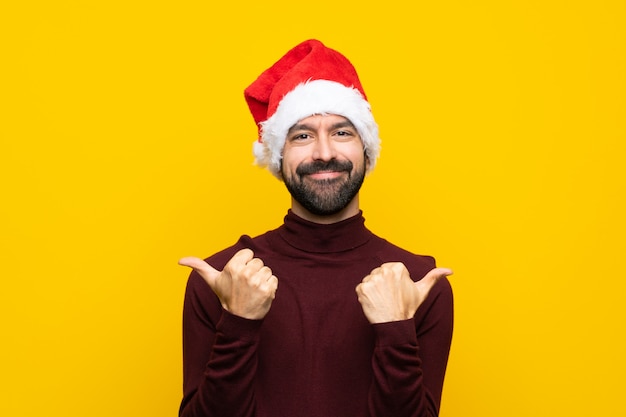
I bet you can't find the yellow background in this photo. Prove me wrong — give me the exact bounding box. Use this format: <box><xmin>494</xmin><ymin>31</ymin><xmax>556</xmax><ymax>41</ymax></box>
<box><xmin>1</xmin><ymin>1</ymin><xmax>624</xmax><ymax>416</ymax></box>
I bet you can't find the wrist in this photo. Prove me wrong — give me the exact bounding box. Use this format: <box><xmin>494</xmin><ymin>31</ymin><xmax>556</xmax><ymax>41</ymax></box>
<box><xmin>372</xmin><ymin>319</ymin><xmax>417</xmax><ymax>347</ymax></box>
<box><xmin>217</xmin><ymin>309</ymin><xmax>264</xmax><ymax>341</ymax></box>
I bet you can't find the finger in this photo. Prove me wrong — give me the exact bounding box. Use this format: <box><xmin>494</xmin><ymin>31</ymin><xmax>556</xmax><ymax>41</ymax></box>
<box><xmin>355</xmin><ymin>282</ymin><xmax>364</xmax><ymax>296</ymax></box>
<box><xmin>377</xmin><ymin>262</ymin><xmax>409</xmax><ymax>279</ymax></box>
<box><xmin>268</xmin><ymin>274</ymin><xmax>278</xmax><ymax>286</ymax></box>
<box><xmin>415</xmin><ymin>267</ymin><xmax>453</xmax><ymax>291</ymax></box>
<box><xmin>368</xmin><ymin>267</ymin><xmax>381</xmax><ymax>276</ymax></box>
<box><xmin>248</xmin><ymin>265</ymin><xmax>272</xmax><ymax>286</ymax></box>
<box><xmin>256</xmin><ymin>273</ymin><xmax>278</xmax><ymax>299</ymax></box>
<box><xmin>379</xmin><ymin>262</ymin><xmax>404</xmax><ymax>270</ymax></box>
<box><xmin>246</xmin><ymin>257</ymin><xmax>265</xmax><ymax>271</ymax></box>
<box><xmin>231</xmin><ymin>248</ymin><xmax>255</xmax><ymax>265</ymax></box>
<box><xmin>258</xmin><ymin>266</ymin><xmax>273</xmax><ymax>280</ymax></box>
<box><xmin>266</xmin><ymin>275</ymin><xmax>279</xmax><ymax>295</ymax></box>
<box><xmin>178</xmin><ymin>256</ymin><xmax>220</xmax><ymax>286</ymax></box>
<box><xmin>224</xmin><ymin>249</ymin><xmax>256</xmax><ymax>277</ymax></box>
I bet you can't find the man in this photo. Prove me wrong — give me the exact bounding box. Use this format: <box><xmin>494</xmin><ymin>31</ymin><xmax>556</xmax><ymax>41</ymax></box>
<box><xmin>178</xmin><ymin>39</ymin><xmax>454</xmax><ymax>417</ymax></box>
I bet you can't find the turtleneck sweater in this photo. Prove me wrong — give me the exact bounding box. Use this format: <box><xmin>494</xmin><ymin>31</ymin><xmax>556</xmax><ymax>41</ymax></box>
<box><xmin>180</xmin><ymin>210</ymin><xmax>453</xmax><ymax>417</ymax></box>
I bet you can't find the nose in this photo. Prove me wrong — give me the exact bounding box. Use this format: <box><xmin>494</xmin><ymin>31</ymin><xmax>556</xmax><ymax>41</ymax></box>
<box><xmin>311</xmin><ymin>134</ymin><xmax>337</xmax><ymax>161</ymax></box>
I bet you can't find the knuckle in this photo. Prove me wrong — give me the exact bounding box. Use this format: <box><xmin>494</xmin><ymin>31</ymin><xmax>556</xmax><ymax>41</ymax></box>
<box><xmin>248</xmin><ymin>258</ymin><xmax>263</xmax><ymax>269</ymax></box>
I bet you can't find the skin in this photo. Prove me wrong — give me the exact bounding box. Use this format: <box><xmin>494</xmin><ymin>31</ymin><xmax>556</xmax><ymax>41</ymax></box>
<box><xmin>280</xmin><ymin>114</ymin><xmax>368</xmax><ymax>224</ymax></box>
<box><xmin>179</xmin><ymin>248</ymin><xmax>277</xmax><ymax>320</ymax></box>
<box><xmin>179</xmin><ymin>114</ymin><xmax>452</xmax><ymax>323</ymax></box>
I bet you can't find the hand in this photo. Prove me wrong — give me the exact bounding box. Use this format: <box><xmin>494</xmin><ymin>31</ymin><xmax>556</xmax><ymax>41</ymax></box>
<box><xmin>356</xmin><ymin>263</ymin><xmax>452</xmax><ymax>324</ymax></box>
<box><xmin>178</xmin><ymin>249</ymin><xmax>278</xmax><ymax>320</ymax></box>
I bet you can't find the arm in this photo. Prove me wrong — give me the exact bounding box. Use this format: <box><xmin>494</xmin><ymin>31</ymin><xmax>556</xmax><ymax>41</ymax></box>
<box><xmin>178</xmin><ymin>249</ymin><xmax>278</xmax><ymax>417</ymax></box>
<box><xmin>356</xmin><ymin>265</ymin><xmax>454</xmax><ymax>417</ymax></box>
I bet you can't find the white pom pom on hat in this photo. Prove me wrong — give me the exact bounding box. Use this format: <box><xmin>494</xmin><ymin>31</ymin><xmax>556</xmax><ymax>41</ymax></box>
<box><xmin>244</xmin><ymin>39</ymin><xmax>380</xmax><ymax>178</ymax></box>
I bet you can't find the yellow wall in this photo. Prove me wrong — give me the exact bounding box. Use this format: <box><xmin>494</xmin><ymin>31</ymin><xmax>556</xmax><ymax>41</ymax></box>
<box><xmin>1</xmin><ymin>1</ymin><xmax>624</xmax><ymax>416</ymax></box>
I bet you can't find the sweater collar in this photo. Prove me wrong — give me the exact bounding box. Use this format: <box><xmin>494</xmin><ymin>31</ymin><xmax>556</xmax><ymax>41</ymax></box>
<box><xmin>277</xmin><ymin>210</ymin><xmax>372</xmax><ymax>253</ymax></box>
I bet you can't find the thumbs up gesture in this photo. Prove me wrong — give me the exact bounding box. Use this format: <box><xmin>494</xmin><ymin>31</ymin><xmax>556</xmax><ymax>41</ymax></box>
<box><xmin>356</xmin><ymin>263</ymin><xmax>452</xmax><ymax>324</ymax></box>
<box><xmin>179</xmin><ymin>249</ymin><xmax>278</xmax><ymax>320</ymax></box>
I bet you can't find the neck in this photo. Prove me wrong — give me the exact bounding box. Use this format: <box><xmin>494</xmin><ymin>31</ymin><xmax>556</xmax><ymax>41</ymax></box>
<box><xmin>290</xmin><ymin>195</ymin><xmax>361</xmax><ymax>225</ymax></box>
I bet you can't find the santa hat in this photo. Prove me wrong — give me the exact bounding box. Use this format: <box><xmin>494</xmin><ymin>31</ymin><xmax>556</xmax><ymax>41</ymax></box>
<box><xmin>244</xmin><ymin>39</ymin><xmax>380</xmax><ymax>178</ymax></box>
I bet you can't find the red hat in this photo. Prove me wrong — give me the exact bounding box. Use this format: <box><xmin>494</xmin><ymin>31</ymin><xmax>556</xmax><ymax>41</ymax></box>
<box><xmin>244</xmin><ymin>39</ymin><xmax>380</xmax><ymax>178</ymax></box>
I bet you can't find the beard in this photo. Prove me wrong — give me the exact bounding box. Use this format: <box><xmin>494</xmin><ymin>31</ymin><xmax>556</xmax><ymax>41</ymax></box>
<box><xmin>282</xmin><ymin>159</ymin><xmax>366</xmax><ymax>216</ymax></box>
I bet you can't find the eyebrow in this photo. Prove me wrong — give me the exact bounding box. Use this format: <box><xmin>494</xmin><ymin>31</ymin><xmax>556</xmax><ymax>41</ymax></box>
<box><xmin>287</xmin><ymin>120</ymin><xmax>357</xmax><ymax>135</ymax></box>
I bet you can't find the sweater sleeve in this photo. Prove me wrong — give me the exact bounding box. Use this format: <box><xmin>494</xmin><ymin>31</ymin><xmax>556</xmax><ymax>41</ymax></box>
<box><xmin>367</xmin><ymin>277</ymin><xmax>454</xmax><ymax>417</ymax></box>
<box><xmin>179</xmin><ymin>272</ymin><xmax>263</xmax><ymax>417</ymax></box>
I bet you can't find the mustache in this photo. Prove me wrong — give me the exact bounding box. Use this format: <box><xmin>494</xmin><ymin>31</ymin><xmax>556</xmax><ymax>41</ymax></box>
<box><xmin>296</xmin><ymin>160</ymin><xmax>354</xmax><ymax>177</ymax></box>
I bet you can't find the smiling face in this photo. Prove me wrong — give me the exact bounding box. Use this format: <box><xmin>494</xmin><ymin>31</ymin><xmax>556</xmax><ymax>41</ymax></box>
<box><xmin>280</xmin><ymin>114</ymin><xmax>369</xmax><ymax>223</ymax></box>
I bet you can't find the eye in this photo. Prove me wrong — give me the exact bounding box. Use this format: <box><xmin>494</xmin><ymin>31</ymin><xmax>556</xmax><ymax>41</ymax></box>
<box><xmin>291</xmin><ymin>133</ymin><xmax>310</xmax><ymax>141</ymax></box>
<box><xmin>333</xmin><ymin>129</ymin><xmax>356</xmax><ymax>140</ymax></box>
<box><xmin>287</xmin><ymin>132</ymin><xmax>314</xmax><ymax>145</ymax></box>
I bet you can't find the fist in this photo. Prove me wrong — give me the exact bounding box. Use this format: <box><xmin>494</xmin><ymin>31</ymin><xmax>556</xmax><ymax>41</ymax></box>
<box><xmin>179</xmin><ymin>249</ymin><xmax>278</xmax><ymax>320</ymax></box>
<box><xmin>356</xmin><ymin>263</ymin><xmax>452</xmax><ymax>324</ymax></box>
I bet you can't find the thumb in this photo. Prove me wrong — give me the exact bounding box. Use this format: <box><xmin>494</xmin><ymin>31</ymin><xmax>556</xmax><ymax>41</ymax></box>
<box><xmin>178</xmin><ymin>257</ymin><xmax>220</xmax><ymax>287</ymax></box>
<box><xmin>415</xmin><ymin>267</ymin><xmax>453</xmax><ymax>293</ymax></box>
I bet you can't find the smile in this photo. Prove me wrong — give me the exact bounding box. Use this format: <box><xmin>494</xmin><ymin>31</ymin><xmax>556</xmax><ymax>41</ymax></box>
<box><xmin>305</xmin><ymin>170</ymin><xmax>347</xmax><ymax>181</ymax></box>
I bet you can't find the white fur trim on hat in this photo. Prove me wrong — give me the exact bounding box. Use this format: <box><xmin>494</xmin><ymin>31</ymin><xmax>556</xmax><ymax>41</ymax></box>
<box><xmin>252</xmin><ymin>79</ymin><xmax>380</xmax><ymax>178</ymax></box>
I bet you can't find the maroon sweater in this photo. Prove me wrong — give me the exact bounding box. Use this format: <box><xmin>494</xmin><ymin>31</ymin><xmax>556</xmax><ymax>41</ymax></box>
<box><xmin>180</xmin><ymin>211</ymin><xmax>453</xmax><ymax>417</ymax></box>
